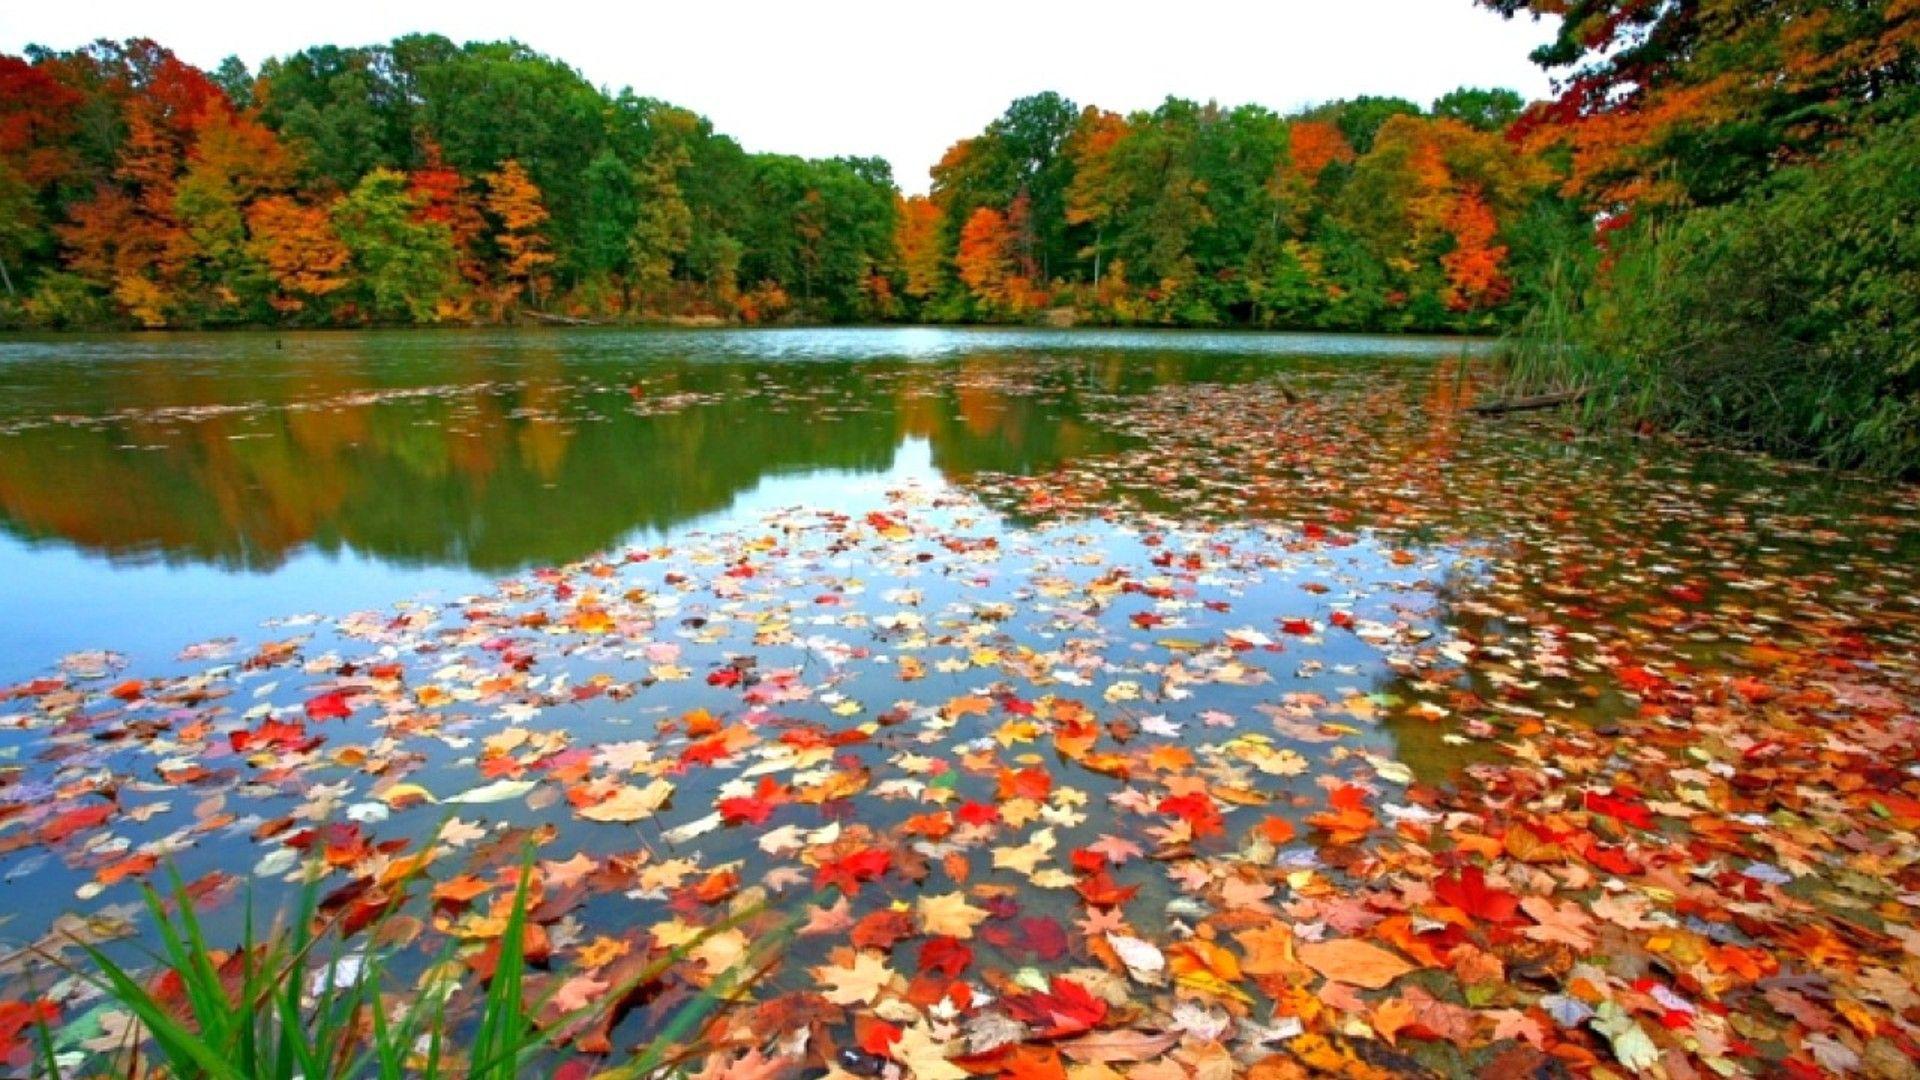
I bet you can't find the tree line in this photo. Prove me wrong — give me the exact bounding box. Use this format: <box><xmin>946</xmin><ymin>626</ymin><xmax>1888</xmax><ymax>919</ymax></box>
<box><xmin>0</xmin><ymin>35</ymin><xmax>1576</xmax><ymax>331</ymax></box>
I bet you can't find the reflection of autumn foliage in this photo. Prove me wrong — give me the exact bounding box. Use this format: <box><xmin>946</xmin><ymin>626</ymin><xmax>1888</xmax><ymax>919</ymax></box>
<box><xmin>0</xmin><ymin>349</ymin><xmax>1237</xmax><ymax>571</ymax></box>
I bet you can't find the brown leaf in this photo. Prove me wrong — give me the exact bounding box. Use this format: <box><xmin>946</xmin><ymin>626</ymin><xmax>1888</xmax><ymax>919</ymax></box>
<box><xmin>1057</xmin><ymin>1028</ymin><xmax>1180</xmax><ymax>1063</ymax></box>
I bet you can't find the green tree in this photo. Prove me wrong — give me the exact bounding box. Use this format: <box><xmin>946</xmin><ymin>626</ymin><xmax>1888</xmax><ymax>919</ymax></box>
<box><xmin>1431</xmin><ymin>87</ymin><xmax>1523</xmax><ymax>132</ymax></box>
<box><xmin>255</xmin><ymin>45</ymin><xmax>413</xmax><ymax>189</ymax></box>
<box><xmin>331</xmin><ymin>167</ymin><xmax>457</xmax><ymax>321</ymax></box>
<box><xmin>578</xmin><ymin>149</ymin><xmax>635</xmax><ymax>289</ymax></box>
<box><xmin>1302</xmin><ymin>96</ymin><xmax>1423</xmax><ymax>154</ymax></box>
<box><xmin>0</xmin><ymin>163</ymin><xmax>36</xmax><ymax>300</ymax></box>
<box><xmin>211</xmin><ymin>56</ymin><xmax>253</xmax><ymax>109</ymax></box>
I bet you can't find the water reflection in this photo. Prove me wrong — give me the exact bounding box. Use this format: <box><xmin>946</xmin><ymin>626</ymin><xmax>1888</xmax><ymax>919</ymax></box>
<box><xmin>0</xmin><ymin>330</ymin><xmax>1477</xmax><ymax>572</ymax></box>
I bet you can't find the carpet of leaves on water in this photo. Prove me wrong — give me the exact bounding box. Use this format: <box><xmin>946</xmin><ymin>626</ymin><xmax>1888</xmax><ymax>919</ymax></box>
<box><xmin>4</xmin><ymin>366</ymin><xmax>1920</xmax><ymax>1078</ymax></box>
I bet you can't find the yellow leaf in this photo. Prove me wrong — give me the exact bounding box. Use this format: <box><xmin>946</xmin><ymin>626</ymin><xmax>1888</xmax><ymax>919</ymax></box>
<box><xmin>915</xmin><ymin>890</ymin><xmax>990</xmax><ymax>938</ymax></box>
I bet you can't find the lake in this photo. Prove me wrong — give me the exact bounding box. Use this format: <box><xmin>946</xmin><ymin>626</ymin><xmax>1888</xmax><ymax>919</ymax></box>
<box><xmin>0</xmin><ymin>327</ymin><xmax>1481</xmax><ymax>682</ymax></box>
<box><xmin>4</xmin><ymin>328</ymin><xmax>1919</xmax><ymax>1075</ymax></box>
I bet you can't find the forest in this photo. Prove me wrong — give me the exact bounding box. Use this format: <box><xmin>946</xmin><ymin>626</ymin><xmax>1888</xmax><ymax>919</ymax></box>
<box><xmin>1</xmin><ymin>1</ymin><xmax>1915</xmax><ymax>468</ymax></box>
<box><xmin>0</xmin><ymin>35</ymin><xmax>1568</xmax><ymax>333</ymax></box>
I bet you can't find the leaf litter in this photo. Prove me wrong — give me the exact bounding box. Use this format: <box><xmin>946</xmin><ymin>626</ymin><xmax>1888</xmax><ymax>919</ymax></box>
<box><xmin>2</xmin><ymin>361</ymin><xmax>1919</xmax><ymax>1077</ymax></box>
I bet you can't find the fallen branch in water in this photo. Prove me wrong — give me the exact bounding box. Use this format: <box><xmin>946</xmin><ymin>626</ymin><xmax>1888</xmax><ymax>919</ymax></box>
<box><xmin>1468</xmin><ymin>388</ymin><xmax>1588</xmax><ymax>415</ymax></box>
<box><xmin>524</xmin><ymin>311</ymin><xmax>606</xmax><ymax>327</ymax></box>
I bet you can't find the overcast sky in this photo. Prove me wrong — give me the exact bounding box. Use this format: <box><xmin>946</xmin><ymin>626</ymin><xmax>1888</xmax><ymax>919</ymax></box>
<box><xmin>1</xmin><ymin>1</ymin><xmax>1559</xmax><ymax>193</ymax></box>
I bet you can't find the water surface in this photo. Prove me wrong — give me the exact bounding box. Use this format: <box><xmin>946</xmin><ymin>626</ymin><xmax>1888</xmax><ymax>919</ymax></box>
<box><xmin>5</xmin><ymin>328</ymin><xmax>1918</xmax><ymax>1075</ymax></box>
<box><xmin>0</xmin><ymin>327</ymin><xmax>1479</xmax><ymax>681</ymax></box>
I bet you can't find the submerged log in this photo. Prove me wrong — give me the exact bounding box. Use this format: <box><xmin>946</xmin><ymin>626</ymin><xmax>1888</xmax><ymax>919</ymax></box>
<box><xmin>1468</xmin><ymin>388</ymin><xmax>1588</xmax><ymax>415</ymax></box>
<box><xmin>525</xmin><ymin>311</ymin><xmax>606</xmax><ymax>327</ymax></box>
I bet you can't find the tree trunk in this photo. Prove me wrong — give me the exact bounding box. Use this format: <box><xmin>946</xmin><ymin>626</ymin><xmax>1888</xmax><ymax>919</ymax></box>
<box><xmin>0</xmin><ymin>254</ymin><xmax>14</xmax><ymax>299</ymax></box>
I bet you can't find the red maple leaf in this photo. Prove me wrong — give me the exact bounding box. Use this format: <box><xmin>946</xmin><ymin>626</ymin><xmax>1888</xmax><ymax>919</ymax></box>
<box><xmin>1073</xmin><ymin>868</ymin><xmax>1140</xmax><ymax>908</ymax></box>
<box><xmin>1434</xmin><ymin>865</ymin><xmax>1523</xmax><ymax>924</ymax></box>
<box><xmin>918</xmin><ymin>936</ymin><xmax>974</xmax><ymax>976</ymax></box>
<box><xmin>1585</xmin><ymin>790</ymin><xmax>1656</xmax><ymax>830</ymax></box>
<box><xmin>304</xmin><ymin>690</ymin><xmax>354</xmax><ymax>721</ymax></box>
<box><xmin>1004</xmin><ymin>977</ymin><xmax>1108</xmax><ymax>1039</ymax></box>
<box><xmin>816</xmin><ymin>847</ymin><xmax>891</xmax><ymax>897</ymax></box>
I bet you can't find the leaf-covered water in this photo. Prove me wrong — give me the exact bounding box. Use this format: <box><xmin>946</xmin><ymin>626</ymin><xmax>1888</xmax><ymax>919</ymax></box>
<box><xmin>2</xmin><ymin>328</ymin><xmax>1917</xmax><ymax>1077</ymax></box>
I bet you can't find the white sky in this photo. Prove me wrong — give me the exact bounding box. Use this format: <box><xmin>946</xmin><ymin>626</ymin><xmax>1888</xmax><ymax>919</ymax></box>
<box><xmin>1</xmin><ymin>1</ymin><xmax>1559</xmax><ymax>194</ymax></box>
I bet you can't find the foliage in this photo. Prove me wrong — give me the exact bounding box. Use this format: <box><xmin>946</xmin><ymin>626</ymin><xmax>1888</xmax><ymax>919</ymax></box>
<box><xmin>1487</xmin><ymin>0</ymin><xmax>1920</xmax><ymax>473</ymax></box>
<box><xmin>1505</xmin><ymin>115</ymin><xmax>1920</xmax><ymax>474</ymax></box>
<box><xmin>481</xmin><ymin>159</ymin><xmax>553</xmax><ymax>305</ymax></box>
<box><xmin>244</xmin><ymin>195</ymin><xmax>349</xmax><ymax>315</ymax></box>
<box><xmin>0</xmin><ymin>36</ymin><xmax>900</xmax><ymax>327</ymax></box>
<box><xmin>1481</xmin><ymin>0</ymin><xmax>1920</xmax><ymax>207</ymax></box>
<box><xmin>1430</xmin><ymin>86</ymin><xmax>1523</xmax><ymax>132</ymax></box>
<box><xmin>0</xmin><ymin>32</ymin><xmax>1576</xmax><ymax>330</ymax></box>
<box><xmin>331</xmin><ymin>168</ymin><xmax>457</xmax><ymax>323</ymax></box>
<box><xmin>929</xmin><ymin>92</ymin><xmax>1555</xmax><ymax>330</ymax></box>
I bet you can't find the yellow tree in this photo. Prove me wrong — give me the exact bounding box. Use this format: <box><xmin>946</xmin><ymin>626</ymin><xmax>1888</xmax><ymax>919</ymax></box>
<box><xmin>482</xmin><ymin>159</ymin><xmax>554</xmax><ymax>307</ymax></box>
<box><xmin>894</xmin><ymin>194</ymin><xmax>942</xmax><ymax>301</ymax></box>
<box><xmin>1063</xmin><ymin>108</ymin><xmax>1128</xmax><ymax>287</ymax></box>
<box><xmin>174</xmin><ymin>104</ymin><xmax>294</xmax><ymax>314</ymax></box>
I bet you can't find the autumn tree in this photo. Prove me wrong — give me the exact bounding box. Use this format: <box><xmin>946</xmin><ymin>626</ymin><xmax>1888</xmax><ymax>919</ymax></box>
<box><xmin>244</xmin><ymin>196</ymin><xmax>349</xmax><ymax>314</ymax></box>
<box><xmin>60</xmin><ymin>115</ymin><xmax>195</xmax><ymax>326</ymax></box>
<box><xmin>174</xmin><ymin>104</ymin><xmax>295</xmax><ymax>319</ymax></box>
<box><xmin>956</xmin><ymin>201</ymin><xmax>1043</xmax><ymax>313</ymax></box>
<box><xmin>1282</xmin><ymin>121</ymin><xmax>1353</xmax><ymax>188</ymax></box>
<box><xmin>409</xmin><ymin>141</ymin><xmax>487</xmax><ymax>286</ymax></box>
<box><xmin>1062</xmin><ymin>109</ymin><xmax>1128</xmax><ymax>287</ymax></box>
<box><xmin>0</xmin><ymin>56</ymin><xmax>82</xmax><ymax>298</ymax></box>
<box><xmin>482</xmin><ymin>159</ymin><xmax>554</xmax><ymax>307</ymax></box>
<box><xmin>930</xmin><ymin>93</ymin><xmax>1080</xmax><ymax>282</ymax></box>
<box><xmin>1480</xmin><ymin>0</ymin><xmax>1920</xmax><ymax>207</ymax></box>
<box><xmin>894</xmin><ymin>194</ymin><xmax>942</xmax><ymax>301</ymax></box>
<box><xmin>1440</xmin><ymin>187</ymin><xmax>1508</xmax><ymax>310</ymax></box>
<box><xmin>331</xmin><ymin>167</ymin><xmax>457</xmax><ymax>322</ymax></box>
<box><xmin>956</xmin><ymin>206</ymin><xmax>1015</xmax><ymax>310</ymax></box>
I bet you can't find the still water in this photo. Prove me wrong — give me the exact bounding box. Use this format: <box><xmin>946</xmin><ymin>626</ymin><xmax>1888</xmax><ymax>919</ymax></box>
<box><xmin>0</xmin><ymin>327</ymin><xmax>1480</xmax><ymax>681</ymax></box>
